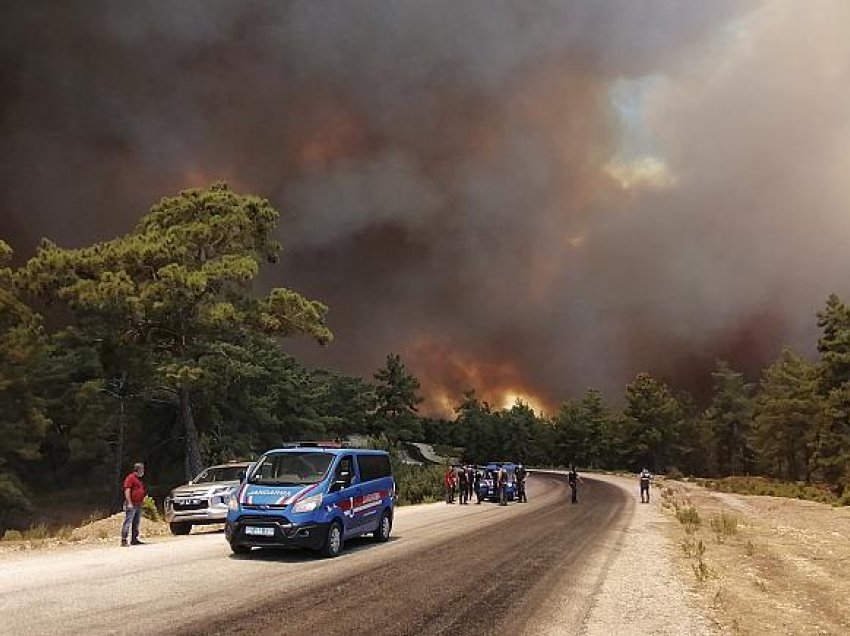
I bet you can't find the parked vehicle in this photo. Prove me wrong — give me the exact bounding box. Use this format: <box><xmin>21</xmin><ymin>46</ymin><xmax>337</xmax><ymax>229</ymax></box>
<box><xmin>164</xmin><ymin>461</ymin><xmax>252</xmax><ymax>535</ymax></box>
<box><xmin>225</xmin><ymin>444</ymin><xmax>395</xmax><ymax>558</ymax></box>
<box><xmin>476</xmin><ymin>462</ymin><xmax>517</xmax><ymax>502</ymax></box>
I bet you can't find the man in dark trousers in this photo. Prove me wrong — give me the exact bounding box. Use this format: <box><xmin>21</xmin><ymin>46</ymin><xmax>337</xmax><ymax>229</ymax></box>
<box><xmin>639</xmin><ymin>468</ymin><xmax>653</xmax><ymax>503</ymax></box>
<box><xmin>457</xmin><ymin>466</ymin><xmax>468</xmax><ymax>505</ymax></box>
<box><xmin>567</xmin><ymin>466</ymin><xmax>582</xmax><ymax>504</ymax></box>
<box><xmin>121</xmin><ymin>462</ymin><xmax>146</xmax><ymax>546</ymax></box>
<box><xmin>465</xmin><ymin>465</ymin><xmax>475</xmax><ymax>503</ymax></box>
<box><xmin>516</xmin><ymin>464</ymin><xmax>528</xmax><ymax>503</ymax></box>
<box><xmin>473</xmin><ymin>468</ymin><xmax>482</xmax><ymax>504</ymax></box>
<box><xmin>498</xmin><ymin>465</ymin><xmax>508</xmax><ymax>506</ymax></box>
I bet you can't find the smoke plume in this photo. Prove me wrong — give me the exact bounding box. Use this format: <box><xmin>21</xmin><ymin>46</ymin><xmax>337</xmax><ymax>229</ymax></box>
<box><xmin>3</xmin><ymin>1</ymin><xmax>850</xmax><ymax>414</ymax></box>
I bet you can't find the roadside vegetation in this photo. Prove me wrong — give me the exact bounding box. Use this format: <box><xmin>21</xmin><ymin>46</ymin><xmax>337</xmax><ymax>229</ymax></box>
<box><xmin>698</xmin><ymin>476</ymin><xmax>847</xmax><ymax>506</ymax></box>
<box><xmin>3</xmin><ymin>183</ymin><xmax>850</xmax><ymax>534</ymax></box>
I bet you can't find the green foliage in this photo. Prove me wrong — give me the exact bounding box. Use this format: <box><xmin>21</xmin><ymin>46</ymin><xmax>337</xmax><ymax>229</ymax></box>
<box><xmin>703</xmin><ymin>361</ymin><xmax>754</xmax><ymax>476</ymax></box>
<box><xmin>141</xmin><ymin>495</ymin><xmax>161</xmax><ymax>521</ymax></box>
<box><xmin>623</xmin><ymin>373</ymin><xmax>682</xmax><ymax>472</ymax></box>
<box><xmin>373</xmin><ymin>354</ymin><xmax>423</xmax><ymax>442</ymax></box>
<box><xmin>753</xmin><ymin>349</ymin><xmax>821</xmax><ymax>481</ymax></box>
<box><xmin>701</xmin><ymin>476</ymin><xmax>839</xmax><ymax>505</ymax></box>
<box><xmin>15</xmin><ymin>183</ymin><xmax>332</xmax><ymax>480</ymax></box>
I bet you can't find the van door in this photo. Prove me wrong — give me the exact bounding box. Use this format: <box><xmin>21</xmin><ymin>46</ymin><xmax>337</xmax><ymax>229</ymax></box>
<box><xmin>330</xmin><ymin>455</ymin><xmax>360</xmax><ymax>537</ymax></box>
<box><xmin>356</xmin><ymin>453</ymin><xmax>393</xmax><ymax>533</ymax></box>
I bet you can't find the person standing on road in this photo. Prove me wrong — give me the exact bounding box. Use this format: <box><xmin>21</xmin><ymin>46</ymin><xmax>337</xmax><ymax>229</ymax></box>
<box><xmin>465</xmin><ymin>465</ymin><xmax>475</xmax><ymax>503</ymax></box>
<box><xmin>498</xmin><ymin>465</ymin><xmax>508</xmax><ymax>506</ymax></box>
<box><xmin>444</xmin><ymin>465</ymin><xmax>456</xmax><ymax>504</ymax></box>
<box><xmin>516</xmin><ymin>464</ymin><xmax>528</xmax><ymax>503</ymax></box>
<box><xmin>473</xmin><ymin>468</ymin><xmax>482</xmax><ymax>504</ymax></box>
<box><xmin>457</xmin><ymin>466</ymin><xmax>468</xmax><ymax>505</ymax></box>
<box><xmin>121</xmin><ymin>462</ymin><xmax>146</xmax><ymax>547</ymax></box>
<box><xmin>639</xmin><ymin>468</ymin><xmax>653</xmax><ymax>503</ymax></box>
<box><xmin>567</xmin><ymin>466</ymin><xmax>583</xmax><ymax>504</ymax></box>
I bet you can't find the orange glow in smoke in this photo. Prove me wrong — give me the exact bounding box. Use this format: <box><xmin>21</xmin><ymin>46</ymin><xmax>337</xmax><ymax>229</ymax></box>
<box><xmin>410</xmin><ymin>337</ymin><xmax>552</xmax><ymax>418</ymax></box>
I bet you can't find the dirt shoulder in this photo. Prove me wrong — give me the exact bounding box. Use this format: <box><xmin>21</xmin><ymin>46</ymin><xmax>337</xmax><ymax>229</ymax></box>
<box><xmin>659</xmin><ymin>479</ymin><xmax>850</xmax><ymax>635</ymax></box>
<box><xmin>575</xmin><ymin>474</ymin><xmax>719</xmax><ymax>636</ymax></box>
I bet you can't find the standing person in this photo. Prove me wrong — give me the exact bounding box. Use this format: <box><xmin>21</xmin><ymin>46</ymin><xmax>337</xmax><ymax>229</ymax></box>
<box><xmin>457</xmin><ymin>466</ymin><xmax>468</xmax><ymax>505</ymax></box>
<box><xmin>516</xmin><ymin>464</ymin><xmax>528</xmax><ymax>503</ymax></box>
<box><xmin>639</xmin><ymin>468</ymin><xmax>653</xmax><ymax>503</ymax></box>
<box><xmin>498</xmin><ymin>465</ymin><xmax>508</xmax><ymax>506</ymax></box>
<box><xmin>473</xmin><ymin>468</ymin><xmax>482</xmax><ymax>504</ymax></box>
<box><xmin>465</xmin><ymin>465</ymin><xmax>475</xmax><ymax>503</ymax></box>
<box><xmin>121</xmin><ymin>462</ymin><xmax>146</xmax><ymax>547</ymax></box>
<box><xmin>567</xmin><ymin>465</ymin><xmax>583</xmax><ymax>504</ymax></box>
<box><xmin>444</xmin><ymin>465</ymin><xmax>456</xmax><ymax>504</ymax></box>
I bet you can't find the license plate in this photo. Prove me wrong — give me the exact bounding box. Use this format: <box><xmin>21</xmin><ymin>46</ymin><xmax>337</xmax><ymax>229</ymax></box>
<box><xmin>245</xmin><ymin>526</ymin><xmax>275</xmax><ymax>537</ymax></box>
<box><xmin>179</xmin><ymin>499</ymin><xmax>202</xmax><ymax>505</ymax></box>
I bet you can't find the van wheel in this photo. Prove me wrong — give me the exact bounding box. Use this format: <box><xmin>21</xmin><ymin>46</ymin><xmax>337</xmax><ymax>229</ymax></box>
<box><xmin>321</xmin><ymin>521</ymin><xmax>343</xmax><ymax>558</ymax></box>
<box><xmin>169</xmin><ymin>522</ymin><xmax>192</xmax><ymax>535</ymax></box>
<box><xmin>231</xmin><ymin>543</ymin><xmax>251</xmax><ymax>555</ymax></box>
<box><xmin>373</xmin><ymin>511</ymin><xmax>392</xmax><ymax>542</ymax></box>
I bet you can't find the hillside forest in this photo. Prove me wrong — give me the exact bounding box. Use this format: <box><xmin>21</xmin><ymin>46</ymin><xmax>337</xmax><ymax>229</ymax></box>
<box><xmin>2</xmin><ymin>184</ymin><xmax>849</xmax><ymax>531</ymax></box>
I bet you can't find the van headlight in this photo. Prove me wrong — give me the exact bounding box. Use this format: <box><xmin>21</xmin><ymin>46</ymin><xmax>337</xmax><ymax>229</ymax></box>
<box><xmin>228</xmin><ymin>496</ymin><xmax>239</xmax><ymax>512</ymax></box>
<box><xmin>292</xmin><ymin>494</ymin><xmax>323</xmax><ymax>514</ymax></box>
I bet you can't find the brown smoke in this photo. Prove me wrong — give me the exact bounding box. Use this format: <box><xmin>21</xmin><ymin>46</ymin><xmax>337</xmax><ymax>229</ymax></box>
<box><xmin>3</xmin><ymin>2</ymin><xmax>849</xmax><ymax>414</ymax></box>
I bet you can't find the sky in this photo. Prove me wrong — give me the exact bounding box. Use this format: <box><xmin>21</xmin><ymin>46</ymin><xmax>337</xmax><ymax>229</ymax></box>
<box><xmin>2</xmin><ymin>1</ymin><xmax>850</xmax><ymax>415</ymax></box>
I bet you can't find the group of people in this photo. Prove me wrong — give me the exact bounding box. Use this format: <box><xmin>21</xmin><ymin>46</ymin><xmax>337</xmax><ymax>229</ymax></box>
<box><xmin>444</xmin><ymin>463</ymin><xmax>528</xmax><ymax>506</ymax></box>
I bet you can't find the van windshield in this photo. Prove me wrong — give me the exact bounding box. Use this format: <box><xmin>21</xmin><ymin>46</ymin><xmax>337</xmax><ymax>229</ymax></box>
<box><xmin>248</xmin><ymin>452</ymin><xmax>334</xmax><ymax>486</ymax></box>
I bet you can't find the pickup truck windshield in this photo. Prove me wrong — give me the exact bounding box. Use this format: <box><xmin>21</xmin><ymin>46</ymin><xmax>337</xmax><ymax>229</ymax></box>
<box><xmin>193</xmin><ymin>466</ymin><xmax>246</xmax><ymax>484</ymax></box>
<box><xmin>248</xmin><ymin>452</ymin><xmax>334</xmax><ymax>486</ymax></box>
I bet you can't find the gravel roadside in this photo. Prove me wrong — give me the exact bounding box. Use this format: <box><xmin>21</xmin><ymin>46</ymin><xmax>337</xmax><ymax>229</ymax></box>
<box><xmin>529</xmin><ymin>473</ymin><xmax>719</xmax><ymax>636</ymax></box>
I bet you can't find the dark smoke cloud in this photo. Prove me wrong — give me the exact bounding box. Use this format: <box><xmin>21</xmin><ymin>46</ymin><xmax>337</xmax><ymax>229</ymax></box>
<box><xmin>3</xmin><ymin>1</ymin><xmax>848</xmax><ymax>414</ymax></box>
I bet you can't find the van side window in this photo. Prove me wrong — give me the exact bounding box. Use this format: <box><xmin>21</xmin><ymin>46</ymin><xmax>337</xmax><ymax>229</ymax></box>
<box><xmin>335</xmin><ymin>456</ymin><xmax>354</xmax><ymax>487</ymax></box>
<box><xmin>357</xmin><ymin>454</ymin><xmax>391</xmax><ymax>482</ymax></box>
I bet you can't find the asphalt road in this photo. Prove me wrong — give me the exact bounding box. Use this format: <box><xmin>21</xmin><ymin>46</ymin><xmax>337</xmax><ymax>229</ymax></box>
<box><xmin>0</xmin><ymin>473</ymin><xmax>632</xmax><ymax>636</ymax></box>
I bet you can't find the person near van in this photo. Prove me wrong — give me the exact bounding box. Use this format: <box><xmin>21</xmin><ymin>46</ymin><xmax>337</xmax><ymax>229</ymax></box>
<box><xmin>121</xmin><ymin>462</ymin><xmax>146</xmax><ymax>546</ymax></box>
<box><xmin>444</xmin><ymin>466</ymin><xmax>456</xmax><ymax>504</ymax></box>
<box><xmin>567</xmin><ymin>466</ymin><xmax>583</xmax><ymax>504</ymax></box>
<box><xmin>457</xmin><ymin>467</ymin><xmax>468</xmax><ymax>505</ymax></box>
<box><xmin>498</xmin><ymin>465</ymin><xmax>508</xmax><ymax>506</ymax></box>
<box><xmin>473</xmin><ymin>468</ymin><xmax>482</xmax><ymax>504</ymax></box>
<box><xmin>516</xmin><ymin>464</ymin><xmax>528</xmax><ymax>503</ymax></box>
<box><xmin>639</xmin><ymin>468</ymin><xmax>653</xmax><ymax>503</ymax></box>
<box><xmin>465</xmin><ymin>465</ymin><xmax>475</xmax><ymax>503</ymax></box>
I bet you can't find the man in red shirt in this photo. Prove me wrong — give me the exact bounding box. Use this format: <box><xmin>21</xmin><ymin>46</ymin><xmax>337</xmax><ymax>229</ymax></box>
<box><xmin>121</xmin><ymin>462</ymin><xmax>146</xmax><ymax>547</ymax></box>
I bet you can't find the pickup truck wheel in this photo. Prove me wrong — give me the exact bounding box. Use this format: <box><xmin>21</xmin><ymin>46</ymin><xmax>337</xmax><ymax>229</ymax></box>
<box><xmin>373</xmin><ymin>511</ymin><xmax>392</xmax><ymax>542</ymax></box>
<box><xmin>169</xmin><ymin>522</ymin><xmax>192</xmax><ymax>535</ymax></box>
<box><xmin>321</xmin><ymin>521</ymin><xmax>343</xmax><ymax>558</ymax></box>
<box><xmin>230</xmin><ymin>543</ymin><xmax>251</xmax><ymax>555</ymax></box>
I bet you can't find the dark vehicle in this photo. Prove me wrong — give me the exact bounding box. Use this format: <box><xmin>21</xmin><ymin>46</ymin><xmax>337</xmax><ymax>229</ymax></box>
<box><xmin>476</xmin><ymin>462</ymin><xmax>517</xmax><ymax>502</ymax></box>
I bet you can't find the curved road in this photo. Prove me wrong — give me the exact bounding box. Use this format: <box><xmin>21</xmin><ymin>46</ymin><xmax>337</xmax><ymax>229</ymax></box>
<box><xmin>0</xmin><ymin>473</ymin><xmax>632</xmax><ymax>635</ymax></box>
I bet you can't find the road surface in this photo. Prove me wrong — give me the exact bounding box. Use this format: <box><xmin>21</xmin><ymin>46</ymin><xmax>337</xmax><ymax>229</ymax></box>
<box><xmin>0</xmin><ymin>473</ymin><xmax>632</xmax><ymax>635</ymax></box>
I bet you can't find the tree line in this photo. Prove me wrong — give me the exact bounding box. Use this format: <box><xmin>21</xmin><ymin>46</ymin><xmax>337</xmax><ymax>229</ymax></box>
<box><xmin>2</xmin><ymin>184</ymin><xmax>850</xmax><ymax>531</ymax></box>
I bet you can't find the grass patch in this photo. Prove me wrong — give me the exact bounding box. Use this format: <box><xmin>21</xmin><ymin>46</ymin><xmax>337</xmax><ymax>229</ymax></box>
<box><xmin>676</xmin><ymin>505</ymin><xmax>701</xmax><ymax>533</ymax></box>
<box><xmin>700</xmin><ymin>476</ymin><xmax>841</xmax><ymax>505</ymax></box>
<box><xmin>709</xmin><ymin>511</ymin><xmax>739</xmax><ymax>542</ymax></box>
